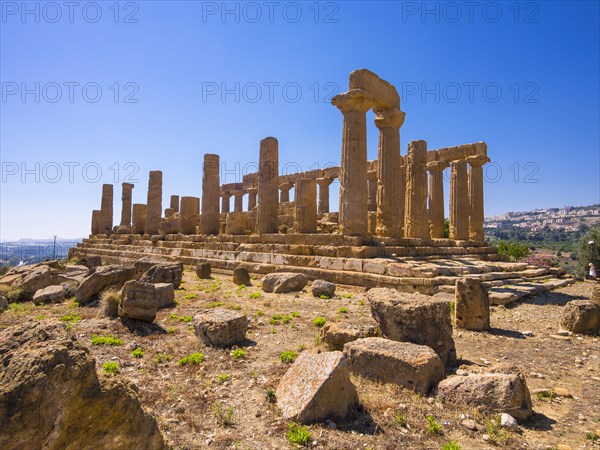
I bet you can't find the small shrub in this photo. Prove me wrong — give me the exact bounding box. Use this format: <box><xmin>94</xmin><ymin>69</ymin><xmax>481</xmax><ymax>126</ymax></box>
<box><xmin>153</xmin><ymin>353</ymin><xmax>171</xmax><ymax>364</ymax></box>
<box><xmin>168</xmin><ymin>314</ymin><xmax>192</xmax><ymax>323</ymax></box>
<box><xmin>207</xmin><ymin>301</ymin><xmax>224</xmax><ymax>308</ymax></box>
<box><xmin>255</xmin><ymin>309</ymin><xmax>265</xmax><ymax>316</ymax></box>
<box><xmin>313</xmin><ymin>316</ymin><xmax>327</xmax><ymax>327</ymax></box>
<box><xmin>265</xmin><ymin>389</ymin><xmax>276</xmax><ymax>403</ymax></box>
<box><xmin>536</xmin><ymin>389</ymin><xmax>557</xmax><ymax>401</ymax></box>
<box><xmin>291</xmin><ymin>311</ymin><xmax>300</xmax><ymax>318</ymax></box>
<box><xmin>60</xmin><ymin>312</ymin><xmax>82</xmax><ymax>323</ymax></box>
<box><xmin>340</xmin><ymin>293</ymin><xmax>352</xmax><ymax>299</ymax></box>
<box><xmin>213</xmin><ymin>402</ymin><xmax>235</xmax><ymax>427</ymax></box>
<box><xmin>441</xmin><ymin>441</ymin><xmax>461</xmax><ymax>450</ymax></box>
<box><xmin>587</xmin><ymin>431</ymin><xmax>599</xmax><ymax>442</ymax></box>
<box><xmin>167</xmin><ymin>327</ymin><xmax>177</xmax><ymax>334</ymax></box>
<box><xmin>395</xmin><ymin>410</ymin><xmax>407</xmax><ymax>427</ymax></box>
<box><xmin>132</xmin><ymin>347</ymin><xmax>144</xmax><ymax>358</ymax></box>
<box><xmin>280</xmin><ymin>350</ymin><xmax>298</xmax><ymax>364</ymax></box>
<box><xmin>6</xmin><ymin>301</ymin><xmax>30</xmax><ymax>314</ymax></box>
<box><xmin>426</xmin><ymin>414</ymin><xmax>442</xmax><ymax>434</ymax></box>
<box><xmin>98</xmin><ymin>288</ymin><xmax>120</xmax><ymax>318</ymax></box>
<box><xmin>217</xmin><ymin>373</ymin><xmax>231</xmax><ymax>384</ymax></box>
<box><xmin>495</xmin><ymin>241</ymin><xmax>530</xmax><ymax>261</ymax></box>
<box><xmin>179</xmin><ymin>352</ymin><xmax>205</xmax><ymax>366</ymax></box>
<box><xmin>231</xmin><ymin>304</ymin><xmax>242</xmax><ymax>310</ymax></box>
<box><xmin>0</xmin><ymin>285</ymin><xmax>26</xmax><ymax>302</ymax></box>
<box><xmin>91</xmin><ymin>334</ymin><xmax>123</xmax><ymax>346</ymax></box>
<box><xmin>485</xmin><ymin>416</ymin><xmax>510</xmax><ymax>444</ymax></box>
<box><xmin>184</xmin><ymin>293</ymin><xmax>197</xmax><ymax>299</ymax></box>
<box><xmin>287</xmin><ymin>422</ymin><xmax>310</xmax><ymax>446</ymax></box>
<box><xmin>338</xmin><ymin>307</ymin><xmax>348</xmax><ymax>314</ymax></box>
<box><xmin>249</xmin><ymin>292</ymin><xmax>261</xmax><ymax>299</ymax></box>
<box><xmin>282</xmin><ymin>315</ymin><xmax>292</xmax><ymax>324</ymax></box>
<box><xmin>449</xmin><ymin>301</ymin><xmax>455</xmax><ymax>317</ymax></box>
<box><xmin>102</xmin><ymin>361</ymin><xmax>119</xmax><ymax>375</ymax></box>
<box><xmin>320</xmin><ymin>294</ymin><xmax>330</xmax><ymax>299</ymax></box>
<box><xmin>231</xmin><ymin>349</ymin><xmax>246</xmax><ymax>359</ymax></box>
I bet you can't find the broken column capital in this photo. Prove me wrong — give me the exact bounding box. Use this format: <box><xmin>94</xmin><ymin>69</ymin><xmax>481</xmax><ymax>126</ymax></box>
<box><xmin>374</xmin><ymin>107</ymin><xmax>405</xmax><ymax>129</ymax></box>
<box><xmin>332</xmin><ymin>89</ymin><xmax>375</xmax><ymax>114</ymax></box>
<box><xmin>426</xmin><ymin>161</ymin><xmax>450</xmax><ymax>173</ymax></box>
<box><xmin>466</xmin><ymin>155</ymin><xmax>491</xmax><ymax>167</ymax></box>
<box><xmin>316</xmin><ymin>177</ymin><xmax>334</xmax><ymax>187</ymax></box>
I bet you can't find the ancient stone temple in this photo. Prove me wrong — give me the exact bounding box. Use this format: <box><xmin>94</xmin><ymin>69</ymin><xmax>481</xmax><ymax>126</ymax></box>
<box><xmin>73</xmin><ymin>69</ymin><xmax>498</xmax><ymax>292</ymax></box>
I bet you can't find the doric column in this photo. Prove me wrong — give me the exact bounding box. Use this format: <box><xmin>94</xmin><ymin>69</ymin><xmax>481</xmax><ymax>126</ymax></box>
<box><xmin>100</xmin><ymin>184</ymin><xmax>113</xmax><ymax>234</ymax></box>
<box><xmin>200</xmin><ymin>153</ymin><xmax>220</xmax><ymax>235</ymax></box>
<box><xmin>170</xmin><ymin>195</ymin><xmax>180</xmax><ymax>213</ymax></box>
<box><xmin>367</xmin><ymin>170</ymin><xmax>377</xmax><ymax>212</ymax></box>
<box><xmin>449</xmin><ymin>159</ymin><xmax>469</xmax><ymax>240</ymax></box>
<box><xmin>232</xmin><ymin>190</ymin><xmax>245</xmax><ymax>212</ymax></box>
<box><xmin>398</xmin><ymin>155</ymin><xmax>406</xmax><ymax>236</ymax></box>
<box><xmin>119</xmin><ymin>182</ymin><xmax>134</xmax><ymax>226</ymax></box>
<box><xmin>467</xmin><ymin>155</ymin><xmax>490</xmax><ymax>241</ymax></box>
<box><xmin>279</xmin><ymin>181</ymin><xmax>293</xmax><ymax>203</ymax></box>
<box><xmin>91</xmin><ymin>210</ymin><xmax>102</xmax><ymax>235</ymax></box>
<box><xmin>374</xmin><ymin>107</ymin><xmax>405</xmax><ymax>237</ymax></box>
<box><xmin>179</xmin><ymin>196</ymin><xmax>200</xmax><ymax>235</ymax></box>
<box><xmin>247</xmin><ymin>187</ymin><xmax>258</xmax><ymax>210</ymax></box>
<box><xmin>404</xmin><ymin>141</ymin><xmax>429</xmax><ymax>239</ymax></box>
<box><xmin>427</xmin><ymin>161</ymin><xmax>449</xmax><ymax>238</ymax></box>
<box><xmin>316</xmin><ymin>178</ymin><xmax>333</xmax><ymax>215</ymax></box>
<box><xmin>332</xmin><ymin>90</ymin><xmax>374</xmax><ymax>236</ymax></box>
<box><xmin>144</xmin><ymin>171</ymin><xmax>162</xmax><ymax>235</ymax></box>
<box><xmin>256</xmin><ymin>137</ymin><xmax>279</xmax><ymax>234</ymax></box>
<box><xmin>221</xmin><ymin>190</ymin><xmax>232</xmax><ymax>213</ymax></box>
<box><xmin>132</xmin><ymin>204</ymin><xmax>147</xmax><ymax>234</ymax></box>
<box><xmin>294</xmin><ymin>178</ymin><xmax>317</xmax><ymax>233</ymax></box>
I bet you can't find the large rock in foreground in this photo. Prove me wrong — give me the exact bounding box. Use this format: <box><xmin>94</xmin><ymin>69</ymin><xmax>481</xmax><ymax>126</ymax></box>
<box><xmin>455</xmin><ymin>277</ymin><xmax>490</xmax><ymax>331</ymax></box>
<box><xmin>262</xmin><ymin>272</ymin><xmax>308</xmax><ymax>293</ymax></box>
<box><xmin>560</xmin><ymin>300</ymin><xmax>600</xmax><ymax>335</ymax></box>
<box><xmin>119</xmin><ymin>281</ymin><xmax>157</xmax><ymax>322</ymax></box>
<box><xmin>343</xmin><ymin>337</ymin><xmax>445</xmax><ymax>395</ymax></box>
<box><xmin>193</xmin><ymin>309</ymin><xmax>248</xmax><ymax>347</ymax></box>
<box><xmin>320</xmin><ymin>321</ymin><xmax>379</xmax><ymax>351</ymax></box>
<box><xmin>0</xmin><ymin>320</ymin><xmax>167</xmax><ymax>450</ymax></box>
<box><xmin>32</xmin><ymin>285</ymin><xmax>66</xmax><ymax>305</ymax></box>
<box><xmin>140</xmin><ymin>263</ymin><xmax>183</xmax><ymax>289</ymax></box>
<box><xmin>437</xmin><ymin>371</ymin><xmax>533</xmax><ymax>420</ymax></box>
<box><xmin>76</xmin><ymin>264</ymin><xmax>135</xmax><ymax>305</ymax></box>
<box><xmin>368</xmin><ymin>288</ymin><xmax>456</xmax><ymax>366</ymax></box>
<box><xmin>276</xmin><ymin>351</ymin><xmax>357</xmax><ymax>423</ymax></box>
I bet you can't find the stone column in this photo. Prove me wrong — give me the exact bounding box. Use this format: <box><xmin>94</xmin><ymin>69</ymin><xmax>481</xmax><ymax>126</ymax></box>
<box><xmin>91</xmin><ymin>210</ymin><xmax>102</xmax><ymax>235</ymax></box>
<box><xmin>404</xmin><ymin>141</ymin><xmax>429</xmax><ymax>239</ymax></box>
<box><xmin>279</xmin><ymin>181</ymin><xmax>293</xmax><ymax>203</ymax></box>
<box><xmin>132</xmin><ymin>204</ymin><xmax>147</xmax><ymax>234</ymax></box>
<box><xmin>200</xmin><ymin>153</ymin><xmax>220</xmax><ymax>235</ymax></box>
<box><xmin>316</xmin><ymin>178</ymin><xmax>333</xmax><ymax>215</ymax></box>
<box><xmin>170</xmin><ymin>195</ymin><xmax>180</xmax><ymax>213</ymax></box>
<box><xmin>467</xmin><ymin>155</ymin><xmax>490</xmax><ymax>241</ymax></box>
<box><xmin>179</xmin><ymin>196</ymin><xmax>200</xmax><ymax>235</ymax></box>
<box><xmin>232</xmin><ymin>190</ymin><xmax>245</xmax><ymax>212</ymax></box>
<box><xmin>367</xmin><ymin>170</ymin><xmax>377</xmax><ymax>212</ymax></box>
<box><xmin>247</xmin><ymin>187</ymin><xmax>258</xmax><ymax>210</ymax></box>
<box><xmin>374</xmin><ymin>107</ymin><xmax>405</xmax><ymax>237</ymax></box>
<box><xmin>427</xmin><ymin>161</ymin><xmax>449</xmax><ymax>238</ymax></box>
<box><xmin>144</xmin><ymin>171</ymin><xmax>162</xmax><ymax>235</ymax></box>
<box><xmin>256</xmin><ymin>137</ymin><xmax>279</xmax><ymax>234</ymax></box>
<box><xmin>294</xmin><ymin>178</ymin><xmax>317</xmax><ymax>233</ymax></box>
<box><xmin>221</xmin><ymin>190</ymin><xmax>232</xmax><ymax>213</ymax></box>
<box><xmin>449</xmin><ymin>160</ymin><xmax>469</xmax><ymax>240</ymax></box>
<box><xmin>164</xmin><ymin>208</ymin><xmax>174</xmax><ymax>217</ymax></box>
<box><xmin>99</xmin><ymin>184</ymin><xmax>113</xmax><ymax>234</ymax></box>
<box><xmin>398</xmin><ymin>155</ymin><xmax>406</xmax><ymax>236</ymax></box>
<box><xmin>332</xmin><ymin>90</ymin><xmax>374</xmax><ymax>236</ymax></box>
<box><xmin>119</xmin><ymin>182</ymin><xmax>134</xmax><ymax>227</ymax></box>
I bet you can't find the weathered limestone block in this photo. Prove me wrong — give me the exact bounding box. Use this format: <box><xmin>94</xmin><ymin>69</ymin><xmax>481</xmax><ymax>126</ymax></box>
<box><xmin>193</xmin><ymin>309</ymin><xmax>248</xmax><ymax>347</ymax></box>
<box><xmin>0</xmin><ymin>295</ymin><xmax>7</xmax><ymax>311</ymax></box>
<box><xmin>312</xmin><ymin>280</ymin><xmax>336</xmax><ymax>298</ymax></box>
<box><xmin>233</xmin><ymin>267</ymin><xmax>251</xmax><ymax>286</ymax></box>
<box><xmin>120</xmin><ymin>182</ymin><xmax>134</xmax><ymax>226</ymax></box>
<box><xmin>32</xmin><ymin>285</ymin><xmax>66</xmax><ymax>305</ymax></box>
<box><xmin>256</xmin><ymin>137</ymin><xmax>279</xmax><ymax>234</ymax></box>
<box><xmin>132</xmin><ymin>204</ymin><xmax>147</xmax><ymax>234</ymax></box>
<box><xmin>455</xmin><ymin>278</ymin><xmax>490</xmax><ymax>331</ymax></box>
<box><xmin>201</xmin><ymin>154</ymin><xmax>220</xmax><ymax>235</ymax></box>
<box><xmin>225</xmin><ymin>211</ymin><xmax>246</xmax><ymax>235</ymax></box>
<box><xmin>343</xmin><ymin>337</ymin><xmax>445</xmax><ymax>394</ymax></box>
<box><xmin>276</xmin><ymin>351</ymin><xmax>358</xmax><ymax>424</ymax></box>
<box><xmin>134</xmin><ymin>259</ymin><xmax>160</xmax><ymax>280</ymax></box>
<box><xmin>560</xmin><ymin>300</ymin><xmax>600</xmax><ymax>335</ymax></box>
<box><xmin>196</xmin><ymin>262</ymin><xmax>211</xmax><ymax>279</ymax></box>
<box><xmin>154</xmin><ymin>283</ymin><xmax>175</xmax><ymax>309</ymax></box>
<box><xmin>20</xmin><ymin>265</ymin><xmax>54</xmax><ymax>296</ymax></box>
<box><xmin>179</xmin><ymin>196</ymin><xmax>200</xmax><ymax>235</ymax></box>
<box><xmin>76</xmin><ymin>265</ymin><xmax>135</xmax><ymax>305</ymax></box>
<box><xmin>119</xmin><ymin>280</ymin><xmax>157</xmax><ymax>322</ymax></box>
<box><xmin>437</xmin><ymin>371</ymin><xmax>533</xmax><ymax>420</ymax></box>
<box><xmin>294</xmin><ymin>178</ymin><xmax>317</xmax><ymax>233</ymax></box>
<box><xmin>404</xmin><ymin>140</ymin><xmax>429</xmax><ymax>239</ymax></box>
<box><xmin>157</xmin><ymin>216</ymin><xmax>179</xmax><ymax>236</ymax></box>
<box><xmin>368</xmin><ymin>288</ymin><xmax>456</xmax><ymax>366</ymax></box>
<box><xmin>592</xmin><ymin>285</ymin><xmax>600</xmax><ymax>305</ymax></box>
<box><xmin>139</xmin><ymin>263</ymin><xmax>183</xmax><ymax>289</ymax></box>
<box><xmin>262</xmin><ymin>272</ymin><xmax>308</xmax><ymax>293</ymax></box>
<box><xmin>144</xmin><ymin>171</ymin><xmax>162</xmax><ymax>235</ymax></box>
<box><xmin>0</xmin><ymin>320</ymin><xmax>167</xmax><ymax>450</ymax></box>
<box><xmin>170</xmin><ymin>195</ymin><xmax>180</xmax><ymax>213</ymax></box>
<box><xmin>320</xmin><ymin>321</ymin><xmax>379</xmax><ymax>351</ymax></box>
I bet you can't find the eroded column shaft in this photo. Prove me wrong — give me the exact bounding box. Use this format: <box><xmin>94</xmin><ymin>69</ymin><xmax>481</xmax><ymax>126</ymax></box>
<box><xmin>201</xmin><ymin>154</ymin><xmax>220</xmax><ymax>235</ymax></box>
<box><xmin>179</xmin><ymin>196</ymin><xmax>200</xmax><ymax>234</ymax></box>
<box><xmin>427</xmin><ymin>161</ymin><xmax>449</xmax><ymax>239</ymax></box>
<box><xmin>294</xmin><ymin>178</ymin><xmax>317</xmax><ymax>233</ymax></box>
<box><xmin>450</xmin><ymin>160</ymin><xmax>469</xmax><ymax>240</ymax></box>
<box><xmin>144</xmin><ymin>171</ymin><xmax>162</xmax><ymax>235</ymax></box>
<box><xmin>256</xmin><ymin>137</ymin><xmax>279</xmax><ymax>234</ymax></box>
<box><xmin>404</xmin><ymin>141</ymin><xmax>429</xmax><ymax>239</ymax></box>
<box><xmin>120</xmin><ymin>183</ymin><xmax>134</xmax><ymax>226</ymax></box>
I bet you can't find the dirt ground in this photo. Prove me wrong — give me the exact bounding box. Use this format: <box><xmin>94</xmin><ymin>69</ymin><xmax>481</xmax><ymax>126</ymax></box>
<box><xmin>1</xmin><ymin>270</ymin><xmax>598</xmax><ymax>450</ymax></box>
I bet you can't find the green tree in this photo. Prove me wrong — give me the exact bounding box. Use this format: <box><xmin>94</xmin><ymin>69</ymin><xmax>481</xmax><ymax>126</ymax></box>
<box><xmin>443</xmin><ymin>218</ymin><xmax>450</xmax><ymax>238</ymax></box>
<box><xmin>577</xmin><ymin>226</ymin><xmax>600</xmax><ymax>278</ymax></box>
<box><xmin>495</xmin><ymin>241</ymin><xmax>530</xmax><ymax>261</ymax></box>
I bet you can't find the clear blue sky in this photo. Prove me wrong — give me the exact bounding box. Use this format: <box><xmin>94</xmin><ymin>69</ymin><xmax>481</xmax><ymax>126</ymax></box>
<box><xmin>1</xmin><ymin>1</ymin><xmax>599</xmax><ymax>240</ymax></box>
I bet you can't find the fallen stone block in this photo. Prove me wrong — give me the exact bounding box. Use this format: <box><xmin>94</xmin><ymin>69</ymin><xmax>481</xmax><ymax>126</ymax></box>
<box><xmin>262</xmin><ymin>272</ymin><xmax>307</xmax><ymax>294</ymax></box>
<box><xmin>193</xmin><ymin>309</ymin><xmax>248</xmax><ymax>347</ymax></box>
<box><xmin>79</xmin><ymin>256</ymin><xmax>102</xmax><ymax>269</ymax></box>
<box><xmin>455</xmin><ymin>277</ymin><xmax>490</xmax><ymax>331</ymax></box>
<box><xmin>343</xmin><ymin>337</ymin><xmax>445</xmax><ymax>395</ymax></box>
<box><xmin>196</xmin><ymin>262</ymin><xmax>211</xmax><ymax>279</ymax></box>
<box><xmin>76</xmin><ymin>265</ymin><xmax>135</xmax><ymax>305</ymax></box>
<box><xmin>560</xmin><ymin>300</ymin><xmax>600</xmax><ymax>335</ymax></box>
<box><xmin>140</xmin><ymin>263</ymin><xmax>183</xmax><ymax>289</ymax></box>
<box><xmin>32</xmin><ymin>285</ymin><xmax>66</xmax><ymax>305</ymax></box>
<box><xmin>233</xmin><ymin>267</ymin><xmax>251</xmax><ymax>286</ymax></box>
<box><xmin>368</xmin><ymin>288</ymin><xmax>456</xmax><ymax>366</ymax></box>
<box><xmin>320</xmin><ymin>321</ymin><xmax>379</xmax><ymax>351</ymax></box>
<box><xmin>312</xmin><ymin>280</ymin><xmax>336</xmax><ymax>298</ymax></box>
<box><xmin>154</xmin><ymin>283</ymin><xmax>175</xmax><ymax>309</ymax></box>
<box><xmin>118</xmin><ymin>280</ymin><xmax>157</xmax><ymax>323</ymax></box>
<box><xmin>276</xmin><ymin>351</ymin><xmax>357</xmax><ymax>424</ymax></box>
